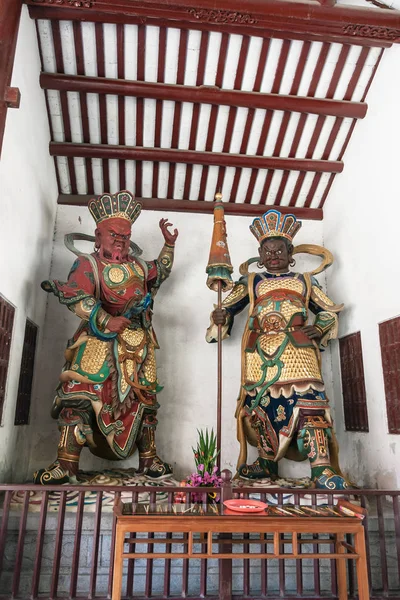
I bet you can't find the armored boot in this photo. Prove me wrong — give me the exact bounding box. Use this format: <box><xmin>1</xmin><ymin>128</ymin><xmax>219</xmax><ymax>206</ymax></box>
<box><xmin>297</xmin><ymin>410</ymin><xmax>348</xmax><ymax>490</ymax></box>
<box><xmin>33</xmin><ymin>424</ymin><xmax>85</xmax><ymax>485</ymax></box>
<box><xmin>137</xmin><ymin>415</ymin><xmax>173</xmax><ymax>480</ymax></box>
<box><xmin>238</xmin><ymin>413</ymin><xmax>278</xmax><ymax>480</ymax></box>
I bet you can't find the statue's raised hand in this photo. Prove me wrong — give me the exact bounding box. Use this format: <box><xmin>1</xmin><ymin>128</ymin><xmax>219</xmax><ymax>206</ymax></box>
<box><xmin>159</xmin><ymin>218</ymin><xmax>178</xmax><ymax>245</ymax></box>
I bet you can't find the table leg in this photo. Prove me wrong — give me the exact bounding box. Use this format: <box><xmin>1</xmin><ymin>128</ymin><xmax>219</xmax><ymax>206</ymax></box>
<box><xmin>112</xmin><ymin>524</ymin><xmax>126</xmax><ymax>600</ymax></box>
<box><xmin>355</xmin><ymin>530</ymin><xmax>370</xmax><ymax>600</ymax></box>
<box><xmin>336</xmin><ymin>533</ymin><xmax>348</xmax><ymax>600</ymax></box>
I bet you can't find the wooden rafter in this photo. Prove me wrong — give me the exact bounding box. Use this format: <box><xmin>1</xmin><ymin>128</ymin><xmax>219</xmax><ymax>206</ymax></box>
<box><xmin>58</xmin><ymin>194</ymin><xmax>323</xmax><ymax>220</ymax></box>
<box><xmin>40</xmin><ymin>73</ymin><xmax>368</xmax><ymax>119</ymax></box>
<box><xmin>26</xmin><ymin>0</ymin><xmax>400</xmax><ymax>46</ymax></box>
<box><xmin>50</xmin><ymin>143</ymin><xmax>344</xmax><ymax>173</ymax></box>
<box><xmin>27</xmin><ymin>0</ymin><xmax>396</xmax><ymax>216</ymax></box>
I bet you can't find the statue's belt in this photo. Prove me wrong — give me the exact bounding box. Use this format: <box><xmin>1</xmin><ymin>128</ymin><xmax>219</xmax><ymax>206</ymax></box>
<box><xmin>245</xmin><ymin>316</ymin><xmax>315</xmax><ymax>352</ymax></box>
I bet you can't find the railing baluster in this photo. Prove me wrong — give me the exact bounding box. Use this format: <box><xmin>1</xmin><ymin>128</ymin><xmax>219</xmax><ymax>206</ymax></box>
<box><xmin>126</xmin><ymin>490</ymin><xmax>138</xmax><ymax>597</ymax></box>
<box><xmin>0</xmin><ymin>490</ymin><xmax>12</xmax><ymax>574</ymax></box>
<box><xmin>377</xmin><ymin>494</ymin><xmax>389</xmax><ymax>595</ymax></box>
<box><xmin>294</xmin><ymin>493</ymin><xmax>303</xmax><ymax>596</ymax></box>
<box><xmin>163</xmin><ymin>492</ymin><xmax>173</xmax><ymax>597</ymax></box>
<box><xmin>145</xmin><ymin>491</ymin><xmax>156</xmax><ymax>598</ymax></box>
<box><xmin>50</xmin><ymin>490</ymin><xmax>67</xmax><ymax>600</ymax></box>
<box><xmin>260</xmin><ymin>492</ymin><xmax>267</xmax><ymax>597</ymax></box>
<box><xmin>392</xmin><ymin>494</ymin><xmax>400</xmax><ymax>590</ymax></box>
<box><xmin>31</xmin><ymin>490</ymin><xmax>49</xmax><ymax>599</ymax></box>
<box><xmin>346</xmin><ymin>532</ymin><xmax>355</xmax><ymax>596</ymax></box>
<box><xmin>89</xmin><ymin>490</ymin><xmax>103</xmax><ymax>599</ymax></box>
<box><xmin>70</xmin><ymin>491</ymin><xmax>85</xmax><ymax>599</ymax></box>
<box><xmin>243</xmin><ymin>531</ymin><xmax>250</xmax><ymax>596</ymax></box>
<box><xmin>108</xmin><ymin>490</ymin><xmax>121</xmax><ymax>600</ymax></box>
<box><xmin>328</xmin><ymin>494</ymin><xmax>337</xmax><ymax>597</ymax></box>
<box><xmin>278</xmin><ymin>492</ymin><xmax>285</xmax><ymax>597</ymax></box>
<box><xmin>11</xmin><ymin>490</ymin><xmax>30</xmax><ymax>598</ymax></box>
<box><xmin>360</xmin><ymin>494</ymin><xmax>372</xmax><ymax>593</ymax></box>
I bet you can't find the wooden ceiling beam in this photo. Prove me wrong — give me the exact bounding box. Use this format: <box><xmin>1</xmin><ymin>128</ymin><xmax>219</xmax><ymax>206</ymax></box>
<box><xmin>26</xmin><ymin>3</ymin><xmax>399</xmax><ymax>47</ymax></box>
<box><xmin>40</xmin><ymin>73</ymin><xmax>368</xmax><ymax>119</ymax></box>
<box><xmin>50</xmin><ymin>143</ymin><xmax>344</xmax><ymax>174</ymax></box>
<box><xmin>58</xmin><ymin>194</ymin><xmax>323</xmax><ymax>220</ymax></box>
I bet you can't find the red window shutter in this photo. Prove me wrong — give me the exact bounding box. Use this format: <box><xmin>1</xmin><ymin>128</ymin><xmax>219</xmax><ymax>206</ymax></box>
<box><xmin>339</xmin><ymin>332</ymin><xmax>369</xmax><ymax>432</ymax></box>
<box><xmin>0</xmin><ymin>296</ymin><xmax>15</xmax><ymax>423</ymax></box>
<box><xmin>379</xmin><ymin>316</ymin><xmax>400</xmax><ymax>435</ymax></box>
<box><xmin>14</xmin><ymin>319</ymin><xmax>38</xmax><ymax>426</ymax></box>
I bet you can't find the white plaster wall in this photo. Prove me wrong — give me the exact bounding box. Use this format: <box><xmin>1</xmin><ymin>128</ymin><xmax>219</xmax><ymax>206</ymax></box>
<box><xmin>0</xmin><ymin>7</ymin><xmax>58</xmax><ymax>481</ymax></box>
<box><xmin>323</xmin><ymin>44</ymin><xmax>400</xmax><ymax>489</ymax></box>
<box><xmin>29</xmin><ymin>206</ymin><xmax>330</xmax><ymax>481</ymax></box>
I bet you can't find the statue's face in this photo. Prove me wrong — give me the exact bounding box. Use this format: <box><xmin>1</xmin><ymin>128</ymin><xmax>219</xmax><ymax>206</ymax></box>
<box><xmin>95</xmin><ymin>218</ymin><xmax>132</xmax><ymax>262</ymax></box>
<box><xmin>259</xmin><ymin>238</ymin><xmax>291</xmax><ymax>273</ymax></box>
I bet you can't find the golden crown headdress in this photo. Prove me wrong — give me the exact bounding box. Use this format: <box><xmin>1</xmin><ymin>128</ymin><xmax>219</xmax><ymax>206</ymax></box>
<box><xmin>250</xmin><ymin>209</ymin><xmax>302</xmax><ymax>245</ymax></box>
<box><xmin>88</xmin><ymin>191</ymin><xmax>142</xmax><ymax>226</ymax></box>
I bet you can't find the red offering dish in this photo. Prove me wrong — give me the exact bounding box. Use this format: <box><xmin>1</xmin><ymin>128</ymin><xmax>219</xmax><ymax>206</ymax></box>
<box><xmin>223</xmin><ymin>499</ymin><xmax>267</xmax><ymax>513</ymax></box>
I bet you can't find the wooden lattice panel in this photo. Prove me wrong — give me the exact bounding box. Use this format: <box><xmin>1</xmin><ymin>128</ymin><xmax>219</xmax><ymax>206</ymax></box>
<box><xmin>14</xmin><ymin>319</ymin><xmax>38</xmax><ymax>426</ymax></box>
<box><xmin>0</xmin><ymin>295</ymin><xmax>15</xmax><ymax>423</ymax></box>
<box><xmin>379</xmin><ymin>316</ymin><xmax>400</xmax><ymax>435</ymax></box>
<box><xmin>339</xmin><ymin>331</ymin><xmax>369</xmax><ymax>432</ymax></box>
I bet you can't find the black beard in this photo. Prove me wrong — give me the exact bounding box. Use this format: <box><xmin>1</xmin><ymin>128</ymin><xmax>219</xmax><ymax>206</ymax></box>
<box><xmin>100</xmin><ymin>248</ymin><xmax>126</xmax><ymax>263</ymax></box>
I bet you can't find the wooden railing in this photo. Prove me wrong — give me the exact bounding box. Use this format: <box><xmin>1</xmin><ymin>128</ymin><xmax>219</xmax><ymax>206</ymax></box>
<box><xmin>0</xmin><ymin>473</ymin><xmax>399</xmax><ymax>599</ymax></box>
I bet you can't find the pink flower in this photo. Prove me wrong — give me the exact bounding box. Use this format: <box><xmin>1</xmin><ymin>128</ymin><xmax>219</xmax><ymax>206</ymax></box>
<box><xmin>198</xmin><ymin>464</ymin><xmax>204</xmax><ymax>472</ymax></box>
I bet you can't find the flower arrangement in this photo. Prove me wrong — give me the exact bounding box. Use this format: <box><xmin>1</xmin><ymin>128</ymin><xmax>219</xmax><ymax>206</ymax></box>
<box><xmin>186</xmin><ymin>429</ymin><xmax>222</xmax><ymax>494</ymax></box>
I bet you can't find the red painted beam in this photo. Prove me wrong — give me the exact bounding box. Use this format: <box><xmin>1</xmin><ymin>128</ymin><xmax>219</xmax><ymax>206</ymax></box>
<box><xmin>57</xmin><ymin>194</ymin><xmax>323</xmax><ymax>220</ymax></box>
<box><xmin>50</xmin><ymin>142</ymin><xmax>343</xmax><ymax>173</ymax></box>
<box><xmin>26</xmin><ymin>3</ymin><xmax>398</xmax><ymax>47</ymax></box>
<box><xmin>40</xmin><ymin>72</ymin><xmax>368</xmax><ymax>119</ymax></box>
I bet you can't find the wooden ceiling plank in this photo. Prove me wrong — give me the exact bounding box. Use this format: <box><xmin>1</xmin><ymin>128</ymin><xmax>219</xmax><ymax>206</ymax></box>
<box><xmin>344</xmin><ymin>46</ymin><xmax>371</xmax><ymax>101</ymax></box>
<box><xmin>198</xmin><ymin>32</ymin><xmax>229</xmax><ymax>200</ymax></box>
<box><xmin>273</xmin><ymin>40</ymin><xmax>313</xmax><ymax>206</ymax></box>
<box><xmin>35</xmin><ymin>20</ymin><xmax>62</xmax><ymax>194</ymax></box>
<box><xmin>52</xmin><ymin>20</ymin><xmax>78</xmax><ymax>195</ymax></box>
<box><xmin>304</xmin><ymin>172</ymin><xmax>322</xmax><ymax>207</ymax></box>
<box><xmin>167</xmin><ymin>29</ymin><xmax>189</xmax><ymax>198</ymax></box>
<box><xmin>288</xmin><ymin>42</ymin><xmax>331</xmax><ymax>207</ymax></box>
<box><xmin>303</xmin><ymin>44</ymin><xmax>350</xmax><ymax>208</ymax></box>
<box><xmin>183</xmin><ymin>30</ymin><xmax>209</xmax><ymax>200</ymax></box>
<box><xmin>318</xmin><ymin>47</ymin><xmax>384</xmax><ymax>208</ymax></box>
<box><xmin>50</xmin><ymin>142</ymin><xmax>344</xmax><ymax>173</ymax></box>
<box><xmin>95</xmin><ymin>22</ymin><xmax>110</xmax><ymax>192</ymax></box>
<box><xmin>318</xmin><ymin>173</ymin><xmax>336</xmax><ymax>208</ymax></box>
<box><xmin>320</xmin><ymin>47</ymin><xmax>370</xmax><ymax>166</ymax></box>
<box><xmin>135</xmin><ymin>24</ymin><xmax>146</xmax><ymax>197</ymax></box>
<box><xmin>26</xmin><ymin>3</ymin><xmax>400</xmax><ymax>47</ymax></box>
<box><xmin>233</xmin><ymin>37</ymin><xmax>271</xmax><ymax>204</ymax></box>
<box><xmin>117</xmin><ymin>23</ymin><xmax>126</xmax><ymax>189</ymax></box>
<box><xmin>152</xmin><ymin>26</ymin><xmax>167</xmax><ymax>198</ymax></box>
<box><xmin>73</xmin><ymin>20</ymin><xmax>94</xmax><ymax>194</ymax></box>
<box><xmin>216</xmin><ymin>35</ymin><xmax>250</xmax><ymax>199</ymax></box>
<box><xmin>258</xmin><ymin>39</ymin><xmax>291</xmax><ymax>205</ymax></box>
<box><xmin>58</xmin><ymin>194</ymin><xmax>323</xmax><ymax>220</ymax></box>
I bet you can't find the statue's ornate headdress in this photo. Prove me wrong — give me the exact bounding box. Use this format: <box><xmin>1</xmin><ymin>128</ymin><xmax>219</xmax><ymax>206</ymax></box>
<box><xmin>88</xmin><ymin>191</ymin><xmax>142</xmax><ymax>226</ymax></box>
<box><xmin>250</xmin><ymin>209</ymin><xmax>302</xmax><ymax>245</ymax></box>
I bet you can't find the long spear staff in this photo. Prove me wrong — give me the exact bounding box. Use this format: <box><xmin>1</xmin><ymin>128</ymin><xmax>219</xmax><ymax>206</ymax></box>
<box><xmin>206</xmin><ymin>193</ymin><xmax>234</xmax><ymax>471</ymax></box>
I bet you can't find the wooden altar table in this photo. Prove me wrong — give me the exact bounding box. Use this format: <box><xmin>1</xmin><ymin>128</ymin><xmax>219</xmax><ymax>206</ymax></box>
<box><xmin>112</xmin><ymin>501</ymin><xmax>369</xmax><ymax>600</ymax></box>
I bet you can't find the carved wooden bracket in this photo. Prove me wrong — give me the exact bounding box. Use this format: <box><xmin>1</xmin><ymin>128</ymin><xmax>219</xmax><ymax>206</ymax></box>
<box><xmin>4</xmin><ymin>87</ymin><xmax>21</xmax><ymax>109</ymax></box>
